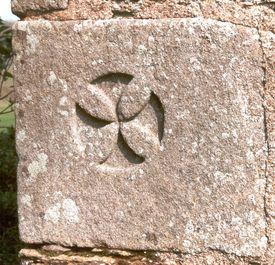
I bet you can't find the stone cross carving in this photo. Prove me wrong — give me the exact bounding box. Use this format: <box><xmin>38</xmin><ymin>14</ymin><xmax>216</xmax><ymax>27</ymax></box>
<box><xmin>75</xmin><ymin>72</ymin><xmax>164</xmax><ymax>167</ymax></box>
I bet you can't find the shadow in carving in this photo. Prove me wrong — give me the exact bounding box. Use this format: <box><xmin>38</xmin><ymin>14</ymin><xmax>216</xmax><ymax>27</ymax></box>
<box><xmin>149</xmin><ymin>92</ymin><xmax>165</xmax><ymax>142</ymax></box>
<box><xmin>118</xmin><ymin>131</ymin><xmax>145</xmax><ymax>164</ymax></box>
<box><xmin>76</xmin><ymin>103</ymin><xmax>112</xmax><ymax>129</ymax></box>
<box><xmin>91</xmin><ymin>72</ymin><xmax>133</xmax><ymax>86</ymax></box>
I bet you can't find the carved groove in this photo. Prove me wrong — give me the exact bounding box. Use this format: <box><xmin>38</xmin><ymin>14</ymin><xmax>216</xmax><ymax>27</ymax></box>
<box><xmin>149</xmin><ymin>92</ymin><xmax>165</xmax><ymax>142</ymax></box>
<box><xmin>76</xmin><ymin>103</ymin><xmax>112</xmax><ymax>129</ymax></box>
<box><xmin>117</xmin><ymin>131</ymin><xmax>145</xmax><ymax>164</ymax></box>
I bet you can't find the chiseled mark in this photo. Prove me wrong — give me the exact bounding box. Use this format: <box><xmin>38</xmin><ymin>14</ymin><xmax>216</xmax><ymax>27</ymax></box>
<box><xmin>27</xmin><ymin>153</ymin><xmax>48</xmax><ymax>180</ymax></box>
<box><xmin>44</xmin><ymin>198</ymin><xmax>79</xmax><ymax>224</ymax></box>
<box><xmin>17</xmin><ymin>130</ymin><xmax>26</xmax><ymax>141</ymax></box>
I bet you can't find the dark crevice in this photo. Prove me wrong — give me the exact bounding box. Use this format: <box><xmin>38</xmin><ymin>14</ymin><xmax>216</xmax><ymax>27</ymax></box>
<box><xmin>117</xmin><ymin>131</ymin><xmax>144</xmax><ymax>164</ymax></box>
<box><xmin>149</xmin><ymin>92</ymin><xmax>165</xmax><ymax>142</ymax></box>
<box><xmin>111</xmin><ymin>10</ymin><xmax>135</xmax><ymax>18</ymax></box>
<box><xmin>76</xmin><ymin>103</ymin><xmax>112</xmax><ymax>129</ymax></box>
<box><xmin>91</xmin><ymin>72</ymin><xmax>133</xmax><ymax>85</ymax></box>
<box><xmin>21</xmin><ymin>243</ymin><xmax>263</xmax><ymax>263</ymax></box>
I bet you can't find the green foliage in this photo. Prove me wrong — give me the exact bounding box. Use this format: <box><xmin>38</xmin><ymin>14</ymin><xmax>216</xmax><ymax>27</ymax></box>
<box><xmin>0</xmin><ymin>101</ymin><xmax>15</xmax><ymax>131</ymax></box>
<box><xmin>0</xmin><ymin>19</ymin><xmax>20</xmax><ymax>265</ymax></box>
<box><xmin>0</xmin><ymin>128</ymin><xmax>17</xmax><ymax>192</ymax></box>
<box><xmin>0</xmin><ymin>191</ymin><xmax>21</xmax><ymax>265</ymax></box>
<box><xmin>0</xmin><ymin>19</ymin><xmax>12</xmax><ymax>77</ymax></box>
<box><xmin>0</xmin><ymin>129</ymin><xmax>20</xmax><ymax>265</ymax></box>
<box><xmin>0</xmin><ymin>18</ymin><xmax>14</xmax><ymax>118</ymax></box>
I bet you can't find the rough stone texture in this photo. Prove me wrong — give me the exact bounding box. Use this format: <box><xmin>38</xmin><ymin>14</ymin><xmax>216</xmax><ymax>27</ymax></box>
<box><xmin>19</xmin><ymin>248</ymin><xmax>262</xmax><ymax>265</ymax></box>
<box><xmin>12</xmin><ymin>0</ymin><xmax>275</xmax><ymax>32</ymax></box>
<box><xmin>11</xmin><ymin>0</ymin><xmax>69</xmax><ymax>15</ymax></box>
<box><xmin>14</xmin><ymin>18</ymin><xmax>269</xmax><ymax>258</ymax></box>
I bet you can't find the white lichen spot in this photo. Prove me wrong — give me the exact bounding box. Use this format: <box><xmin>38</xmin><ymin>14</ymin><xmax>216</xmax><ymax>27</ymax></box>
<box><xmin>60</xmin><ymin>79</ymin><xmax>68</xmax><ymax>91</ymax></box>
<box><xmin>42</xmin><ymin>20</ymin><xmax>53</xmax><ymax>31</ymax></box>
<box><xmin>231</xmin><ymin>216</ymin><xmax>242</xmax><ymax>226</ymax></box>
<box><xmin>45</xmin><ymin>198</ymin><xmax>79</xmax><ymax>224</ymax></box>
<box><xmin>45</xmin><ymin>203</ymin><xmax>61</xmax><ymax>224</ymax></box>
<box><xmin>17</xmin><ymin>130</ymin><xmax>26</xmax><ymax>141</ymax></box>
<box><xmin>62</xmin><ymin>198</ymin><xmax>79</xmax><ymax>223</ymax></box>
<box><xmin>115</xmin><ymin>211</ymin><xmax>125</xmax><ymax>220</ymax></box>
<box><xmin>59</xmin><ymin>96</ymin><xmax>68</xmax><ymax>106</ymax></box>
<box><xmin>258</xmin><ymin>236</ymin><xmax>268</xmax><ymax>250</ymax></box>
<box><xmin>138</xmin><ymin>45</ymin><xmax>147</xmax><ymax>53</ymax></box>
<box><xmin>183</xmin><ymin>239</ymin><xmax>192</xmax><ymax>248</ymax></box>
<box><xmin>166</xmin><ymin>129</ymin><xmax>173</xmax><ymax>134</ymax></box>
<box><xmin>139</xmin><ymin>169</ymin><xmax>144</xmax><ymax>175</ymax></box>
<box><xmin>247</xmin><ymin>194</ymin><xmax>256</xmax><ymax>205</ymax></box>
<box><xmin>47</xmin><ymin>71</ymin><xmax>57</xmax><ymax>86</ymax></box>
<box><xmin>214</xmin><ymin>171</ymin><xmax>232</xmax><ymax>183</ymax></box>
<box><xmin>258</xmin><ymin>218</ymin><xmax>267</xmax><ymax>229</ymax></box>
<box><xmin>221</xmin><ymin>132</ymin><xmax>230</xmax><ymax>139</ymax></box>
<box><xmin>26</xmin><ymin>33</ymin><xmax>39</xmax><ymax>55</ymax></box>
<box><xmin>24</xmin><ymin>90</ymin><xmax>32</xmax><ymax>102</ymax></box>
<box><xmin>232</xmin><ymin>129</ymin><xmax>238</xmax><ymax>143</ymax></box>
<box><xmin>191</xmin><ymin>142</ymin><xmax>198</xmax><ymax>153</ymax></box>
<box><xmin>218</xmin><ymin>23</ymin><xmax>236</xmax><ymax>39</ymax></box>
<box><xmin>246</xmin><ymin>150</ymin><xmax>254</xmax><ymax>162</ymax></box>
<box><xmin>254</xmin><ymin>178</ymin><xmax>266</xmax><ymax>192</ymax></box>
<box><xmin>27</xmin><ymin>153</ymin><xmax>48</xmax><ymax>180</ymax></box>
<box><xmin>73</xmin><ymin>20</ymin><xmax>92</xmax><ymax>33</ymax></box>
<box><xmin>16</xmin><ymin>21</ymin><xmax>28</xmax><ymax>31</ymax></box>
<box><xmin>57</xmin><ymin>109</ymin><xmax>69</xmax><ymax>117</ymax></box>
<box><xmin>184</xmin><ymin>221</ymin><xmax>194</xmax><ymax>235</ymax></box>
<box><xmin>168</xmin><ymin>220</ymin><xmax>174</xmax><ymax>228</ymax></box>
<box><xmin>21</xmin><ymin>194</ymin><xmax>32</xmax><ymax>207</ymax></box>
<box><xmin>190</xmin><ymin>57</ymin><xmax>201</xmax><ymax>70</ymax></box>
<box><xmin>148</xmin><ymin>36</ymin><xmax>155</xmax><ymax>46</ymax></box>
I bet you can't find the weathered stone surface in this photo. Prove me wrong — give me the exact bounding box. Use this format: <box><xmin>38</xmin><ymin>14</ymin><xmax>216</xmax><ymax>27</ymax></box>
<box><xmin>14</xmin><ymin>18</ymin><xmax>267</xmax><ymax>257</ymax></box>
<box><xmin>12</xmin><ymin>0</ymin><xmax>68</xmax><ymax>16</ymax></box>
<box><xmin>12</xmin><ymin>0</ymin><xmax>275</xmax><ymax>32</ymax></box>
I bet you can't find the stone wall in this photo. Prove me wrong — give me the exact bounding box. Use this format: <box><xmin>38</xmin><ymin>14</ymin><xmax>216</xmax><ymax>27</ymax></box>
<box><xmin>12</xmin><ymin>0</ymin><xmax>274</xmax><ymax>264</ymax></box>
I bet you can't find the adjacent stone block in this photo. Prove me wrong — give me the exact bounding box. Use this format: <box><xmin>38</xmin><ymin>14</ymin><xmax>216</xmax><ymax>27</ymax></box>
<box><xmin>11</xmin><ymin>0</ymin><xmax>275</xmax><ymax>32</ymax></box>
<box><xmin>14</xmin><ymin>18</ymin><xmax>268</xmax><ymax>257</ymax></box>
<box><xmin>12</xmin><ymin>0</ymin><xmax>68</xmax><ymax>15</ymax></box>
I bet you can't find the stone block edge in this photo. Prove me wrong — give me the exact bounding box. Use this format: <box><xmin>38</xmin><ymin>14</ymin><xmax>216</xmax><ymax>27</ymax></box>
<box><xmin>19</xmin><ymin>247</ymin><xmax>267</xmax><ymax>265</ymax></box>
